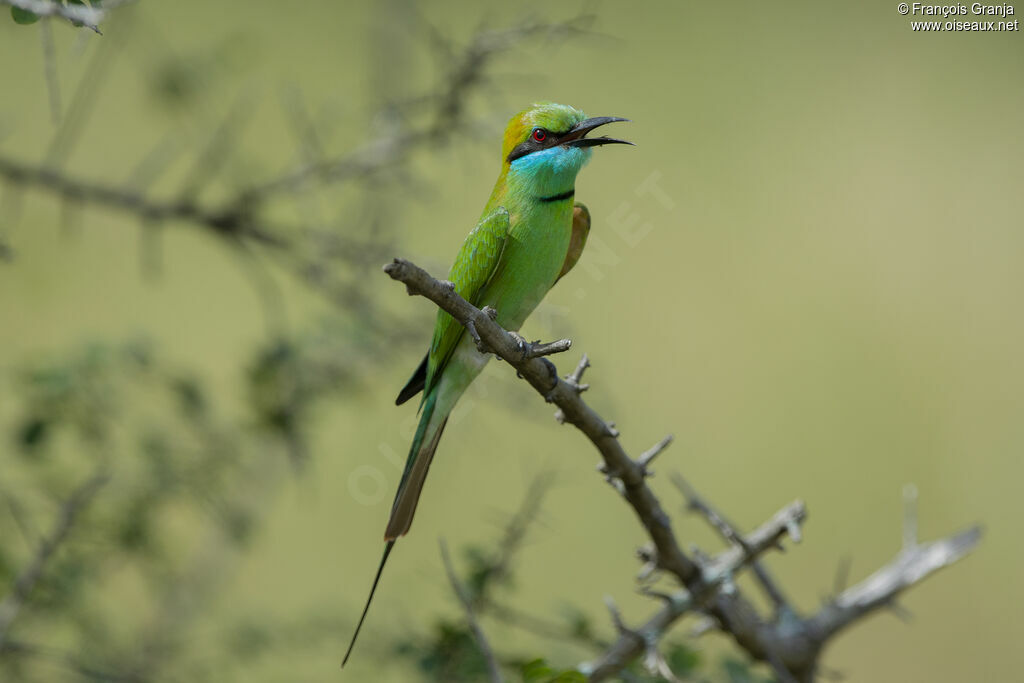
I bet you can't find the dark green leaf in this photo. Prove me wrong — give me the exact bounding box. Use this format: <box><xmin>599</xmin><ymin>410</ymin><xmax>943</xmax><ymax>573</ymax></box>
<box><xmin>17</xmin><ymin>416</ymin><xmax>50</xmax><ymax>451</ymax></box>
<box><xmin>11</xmin><ymin>8</ymin><xmax>40</xmax><ymax>25</ymax></box>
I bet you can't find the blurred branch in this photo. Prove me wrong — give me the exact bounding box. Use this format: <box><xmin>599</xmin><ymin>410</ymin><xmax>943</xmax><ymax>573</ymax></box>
<box><xmin>805</xmin><ymin>486</ymin><xmax>982</xmax><ymax>643</ymax></box>
<box><xmin>383</xmin><ymin>257</ymin><xmax>982</xmax><ymax>683</ymax></box>
<box><xmin>672</xmin><ymin>473</ymin><xmax>792</xmax><ymax>614</ymax></box>
<box><xmin>0</xmin><ymin>468</ymin><xmax>110</xmax><ymax>649</ymax></box>
<box><xmin>0</xmin><ymin>11</ymin><xmax>595</xmax><ymax>319</ymax></box>
<box><xmin>0</xmin><ymin>156</ymin><xmax>293</xmax><ymax>248</ymax></box>
<box><xmin>440</xmin><ymin>540</ymin><xmax>503</xmax><ymax>683</ymax></box>
<box><xmin>1</xmin><ymin>0</ymin><xmax>135</xmax><ymax>33</ymax></box>
<box><xmin>236</xmin><ymin>14</ymin><xmax>596</xmax><ymax>205</ymax></box>
<box><xmin>588</xmin><ymin>500</ymin><xmax>806</xmax><ymax>683</ymax></box>
<box><xmin>0</xmin><ymin>639</ymin><xmax>139</xmax><ymax>682</ymax></box>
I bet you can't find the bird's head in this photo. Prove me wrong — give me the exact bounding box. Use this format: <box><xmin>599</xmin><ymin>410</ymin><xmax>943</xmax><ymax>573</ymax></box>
<box><xmin>501</xmin><ymin>103</ymin><xmax>630</xmax><ymax>195</ymax></box>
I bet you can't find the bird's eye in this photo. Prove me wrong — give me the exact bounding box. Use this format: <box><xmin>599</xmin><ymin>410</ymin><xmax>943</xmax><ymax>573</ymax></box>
<box><xmin>532</xmin><ymin>128</ymin><xmax>547</xmax><ymax>143</ymax></box>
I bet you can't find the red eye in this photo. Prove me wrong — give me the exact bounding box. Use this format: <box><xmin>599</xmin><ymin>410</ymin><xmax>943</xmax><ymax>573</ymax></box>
<box><xmin>532</xmin><ymin>128</ymin><xmax>546</xmax><ymax>142</ymax></box>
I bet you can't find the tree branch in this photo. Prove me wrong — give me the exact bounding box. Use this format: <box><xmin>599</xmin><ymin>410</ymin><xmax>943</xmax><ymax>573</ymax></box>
<box><xmin>440</xmin><ymin>540</ymin><xmax>504</xmax><ymax>683</ymax></box>
<box><xmin>0</xmin><ymin>469</ymin><xmax>110</xmax><ymax>648</ymax></box>
<box><xmin>0</xmin><ymin>156</ymin><xmax>293</xmax><ymax>249</ymax></box>
<box><xmin>584</xmin><ymin>500</ymin><xmax>806</xmax><ymax>681</ymax></box>
<box><xmin>806</xmin><ymin>486</ymin><xmax>981</xmax><ymax>643</ymax></box>
<box><xmin>384</xmin><ymin>257</ymin><xmax>701</xmax><ymax>587</ymax></box>
<box><xmin>383</xmin><ymin>257</ymin><xmax>982</xmax><ymax>682</ymax></box>
<box><xmin>672</xmin><ymin>473</ymin><xmax>792</xmax><ymax>614</ymax></box>
<box><xmin>1</xmin><ymin>0</ymin><xmax>135</xmax><ymax>33</ymax></box>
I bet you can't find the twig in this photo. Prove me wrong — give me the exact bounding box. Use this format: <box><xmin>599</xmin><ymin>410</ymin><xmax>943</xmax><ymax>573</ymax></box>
<box><xmin>524</xmin><ymin>337</ymin><xmax>572</xmax><ymax>359</ymax></box>
<box><xmin>554</xmin><ymin>353</ymin><xmax>590</xmax><ymax>424</ymax></box>
<box><xmin>385</xmin><ymin>258</ymin><xmax>804</xmax><ymax>677</ymax></box>
<box><xmin>0</xmin><ymin>469</ymin><xmax>110</xmax><ymax>648</ymax></box>
<box><xmin>0</xmin><ymin>0</ymin><xmax>135</xmax><ymax>33</ymax></box>
<box><xmin>384</xmin><ymin>257</ymin><xmax>701</xmax><ymax>587</ymax></box>
<box><xmin>236</xmin><ymin>15</ymin><xmax>595</xmax><ymax>205</ymax></box>
<box><xmin>806</xmin><ymin>494</ymin><xmax>981</xmax><ymax>643</ymax></box>
<box><xmin>584</xmin><ymin>500</ymin><xmax>806</xmax><ymax>681</ymax></box>
<box><xmin>636</xmin><ymin>435</ymin><xmax>673</xmax><ymax>474</ymax></box>
<box><xmin>0</xmin><ymin>639</ymin><xmax>140</xmax><ymax>682</ymax></box>
<box><xmin>672</xmin><ymin>473</ymin><xmax>791</xmax><ymax>612</ymax></box>
<box><xmin>440</xmin><ymin>540</ymin><xmax>504</xmax><ymax>683</ymax></box>
<box><xmin>39</xmin><ymin>17</ymin><xmax>61</xmax><ymax>125</ymax></box>
<box><xmin>0</xmin><ymin>156</ymin><xmax>293</xmax><ymax>249</ymax></box>
<box><xmin>383</xmin><ymin>257</ymin><xmax>982</xmax><ymax>682</ymax></box>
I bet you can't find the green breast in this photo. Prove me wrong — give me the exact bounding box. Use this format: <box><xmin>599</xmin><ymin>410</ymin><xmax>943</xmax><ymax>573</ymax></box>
<box><xmin>480</xmin><ymin>198</ymin><xmax>573</xmax><ymax>331</ymax></box>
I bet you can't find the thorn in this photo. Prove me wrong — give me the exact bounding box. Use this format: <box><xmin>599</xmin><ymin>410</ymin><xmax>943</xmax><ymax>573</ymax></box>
<box><xmin>524</xmin><ymin>338</ymin><xmax>572</xmax><ymax>359</ymax></box>
<box><xmin>566</xmin><ymin>353</ymin><xmax>590</xmax><ymax>386</ymax></box>
<box><xmin>902</xmin><ymin>483</ymin><xmax>919</xmax><ymax>552</ymax></box>
<box><xmin>785</xmin><ymin>519</ymin><xmax>803</xmax><ymax>544</ymax></box>
<box><xmin>690</xmin><ymin>616</ymin><xmax>717</xmax><ymax>638</ymax></box>
<box><xmin>643</xmin><ymin>642</ymin><xmax>682</xmax><ymax>683</ymax></box>
<box><xmin>637</xmin><ymin>586</ymin><xmax>674</xmax><ymax>602</ymax></box>
<box><xmin>635</xmin><ymin>545</ymin><xmax>660</xmax><ymax>581</ymax></box>
<box><xmin>888</xmin><ymin>600</ymin><xmax>914</xmax><ymax>623</ymax></box>
<box><xmin>603</xmin><ymin>596</ymin><xmax>637</xmax><ymax>639</ymax></box>
<box><xmin>689</xmin><ymin>545</ymin><xmax>712</xmax><ymax>568</ymax></box>
<box><xmin>637</xmin><ymin>434</ymin><xmax>673</xmax><ymax>476</ymax></box>
<box><xmin>833</xmin><ymin>555</ymin><xmax>852</xmax><ymax>596</ymax></box>
<box><xmin>605</xmin><ymin>422</ymin><xmax>620</xmax><ymax>438</ymax></box>
<box><xmin>599</xmin><ymin>464</ymin><xmax>626</xmax><ymax>495</ymax></box>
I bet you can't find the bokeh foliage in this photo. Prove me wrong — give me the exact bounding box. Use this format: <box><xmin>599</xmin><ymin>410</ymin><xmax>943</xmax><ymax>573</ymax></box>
<box><xmin>1</xmin><ymin>1</ymin><xmax>1019</xmax><ymax>681</ymax></box>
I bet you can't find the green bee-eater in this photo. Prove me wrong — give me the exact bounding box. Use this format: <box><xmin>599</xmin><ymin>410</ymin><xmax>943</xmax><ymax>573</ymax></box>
<box><xmin>343</xmin><ymin>102</ymin><xmax>629</xmax><ymax>664</ymax></box>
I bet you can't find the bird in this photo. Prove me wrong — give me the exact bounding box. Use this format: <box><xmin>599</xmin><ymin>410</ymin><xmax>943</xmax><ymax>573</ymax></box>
<box><xmin>343</xmin><ymin>102</ymin><xmax>630</xmax><ymax>666</ymax></box>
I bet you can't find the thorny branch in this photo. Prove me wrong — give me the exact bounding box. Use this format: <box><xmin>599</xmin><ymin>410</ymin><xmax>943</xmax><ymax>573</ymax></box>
<box><xmin>672</xmin><ymin>473</ymin><xmax>792</xmax><ymax>614</ymax></box>
<box><xmin>1</xmin><ymin>0</ymin><xmax>135</xmax><ymax>34</ymax></box>
<box><xmin>385</xmin><ymin>258</ymin><xmax>701</xmax><ymax>585</ymax></box>
<box><xmin>0</xmin><ymin>14</ymin><xmax>594</xmax><ymax>254</ymax></box>
<box><xmin>0</xmin><ymin>469</ymin><xmax>110</xmax><ymax>649</ymax></box>
<box><xmin>383</xmin><ymin>257</ymin><xmax>982</xmax><ymax>682</ymax></box>
<box><xmin>804</xmin><ymin>486</ymin><xmax>982</xmax><ymax>643</ymax></box>
<box><xmin>0</xmin><ymin>13</ymin><xmax>596</xmax><ymax>321</ymax></box>
<box><xmin>440</xmin><ymin>540</ymin><xmax>504</xmax><ymax>683</ymax></box>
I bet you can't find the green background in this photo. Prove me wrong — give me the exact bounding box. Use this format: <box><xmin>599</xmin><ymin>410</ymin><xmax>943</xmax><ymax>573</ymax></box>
<box><xmin>1</xmin><ymin>1</ymin><xmax>1021</xmax><ymax>681</ymax></box>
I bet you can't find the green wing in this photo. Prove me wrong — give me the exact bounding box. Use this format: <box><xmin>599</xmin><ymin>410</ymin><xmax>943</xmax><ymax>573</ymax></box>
<box><xmin>555</xmin><ymin>202</ymin><xmax>591</xmax><ymax>284</ymax></box>
<box><xmin>423</xmin><ymin>207</ymin><xmax>509</xmax><ymax>395</ymax></box>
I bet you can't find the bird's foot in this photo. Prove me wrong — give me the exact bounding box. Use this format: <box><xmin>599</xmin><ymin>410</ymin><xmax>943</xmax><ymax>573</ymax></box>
<box><xmin>465</xmin><ymin>318</ymin><xmax>488</xmax><ymax>354</ymax></box>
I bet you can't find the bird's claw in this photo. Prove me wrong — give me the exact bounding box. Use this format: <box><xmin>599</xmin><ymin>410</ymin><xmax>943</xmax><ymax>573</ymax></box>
<box><xmin>465</xmin><ymin>319</ymin><xmax>487</xmax><ymax>354</ymax></box>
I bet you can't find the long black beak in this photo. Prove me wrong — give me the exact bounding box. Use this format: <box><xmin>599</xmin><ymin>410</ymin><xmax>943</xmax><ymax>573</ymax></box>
<box><xmin>562</xmin><ymin>116</ymin><xmax>632</xmax><ymax>149</ymax></box>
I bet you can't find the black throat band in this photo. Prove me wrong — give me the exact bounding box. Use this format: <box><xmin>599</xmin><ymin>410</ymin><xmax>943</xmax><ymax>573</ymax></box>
<box><xmin>539</xmin><ymin>188</ymin><xmax>575</xmax><ymax>203</ymax></box>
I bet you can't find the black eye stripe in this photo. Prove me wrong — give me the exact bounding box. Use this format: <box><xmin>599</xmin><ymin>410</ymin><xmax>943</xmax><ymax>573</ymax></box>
<box><xmin>506</xmin><ymin>127</ymin><xmax>574</xmax><ymax>162</ymax></box>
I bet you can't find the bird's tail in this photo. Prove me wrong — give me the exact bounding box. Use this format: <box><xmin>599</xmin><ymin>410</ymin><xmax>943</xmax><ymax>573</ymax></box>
<box><xmin>342</xmin><ymin>540</ymin><xmax>394</xmax><ymax>667</ymax></box>
<box><xmin>385</xmin><ymin>388</ymin><xmax>448</xmax><ymax>540</ymax></box>
<box><xmin>342</xmin><ymin>390</ymin><xmax>448</xmax><ymax>667</ymax></box>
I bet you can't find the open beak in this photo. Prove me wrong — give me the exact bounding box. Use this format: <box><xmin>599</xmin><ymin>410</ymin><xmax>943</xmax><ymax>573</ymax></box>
<box><xmin>562</xmin><ymin>116</ymin><xmax>632</xmax><ymax>149</ymax></box>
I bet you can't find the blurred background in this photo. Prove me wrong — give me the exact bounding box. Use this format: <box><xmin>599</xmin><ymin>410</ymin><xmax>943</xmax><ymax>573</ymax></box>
<box><xmin>0</xmin><ymin>1</ymin><xmax>1020</xmax><ymax>681</ymax></box>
